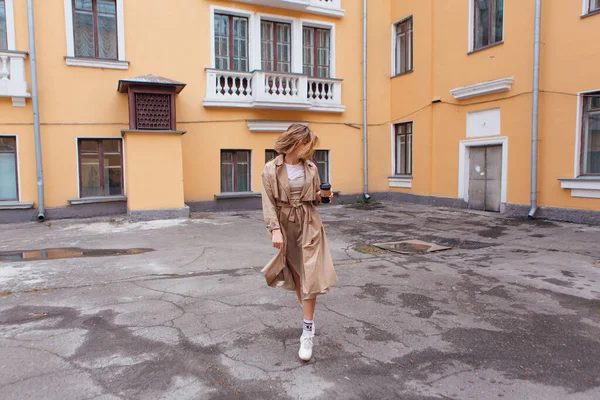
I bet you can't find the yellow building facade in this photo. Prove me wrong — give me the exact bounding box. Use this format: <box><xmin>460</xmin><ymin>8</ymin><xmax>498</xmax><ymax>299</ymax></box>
<box><xmin>0</xmin><ymin>0</ymin><xmax>599</xmax><ymax>224</ymax></box>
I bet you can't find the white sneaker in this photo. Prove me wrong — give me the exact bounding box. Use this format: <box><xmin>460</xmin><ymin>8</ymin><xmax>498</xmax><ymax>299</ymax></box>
<box><xmin>299</xmin><ymin>335</ymin><xmax>314</xmax><ymax>361</ymax></box>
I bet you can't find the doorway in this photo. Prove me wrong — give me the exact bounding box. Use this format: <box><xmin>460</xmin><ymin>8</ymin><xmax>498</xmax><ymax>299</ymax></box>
<box><xmin>468</xmin><ymin>145</ymin><xmax>502</xmax><ymax>212</ymax></box>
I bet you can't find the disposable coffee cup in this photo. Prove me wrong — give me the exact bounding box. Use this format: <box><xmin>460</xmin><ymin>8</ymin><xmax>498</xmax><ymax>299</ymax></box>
<box><xmin>320</xmin><ymin>183</ymin><xmax>332</xmax><ymax>203</ymax></box>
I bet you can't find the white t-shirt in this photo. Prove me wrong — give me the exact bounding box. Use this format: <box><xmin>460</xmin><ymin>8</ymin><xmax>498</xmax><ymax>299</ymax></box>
<box><xmin>285</xmin><ymin>162</ymin><xmax>305</xmax><ymax>181</ymax></box>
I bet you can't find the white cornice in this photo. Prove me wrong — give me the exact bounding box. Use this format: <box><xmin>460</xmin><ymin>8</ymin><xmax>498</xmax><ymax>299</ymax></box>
<box><xmin>246</xmin><ymin>120</ymin><xmax>308</xmax><ymax>132</ymax></box>
<box><xmin>450</xmin><ymin>76</ymin><xmax>515</xmax><ymax>100</ymax></box>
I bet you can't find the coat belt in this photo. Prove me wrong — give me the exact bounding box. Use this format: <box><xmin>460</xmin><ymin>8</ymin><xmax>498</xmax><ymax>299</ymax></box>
<box><xmin>277</xmin><ymin>200</ymin><xmax>312</xmax><ymax>223</ymax></box>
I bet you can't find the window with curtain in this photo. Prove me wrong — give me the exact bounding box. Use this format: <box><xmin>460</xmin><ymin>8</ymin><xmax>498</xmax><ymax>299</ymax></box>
<box><xmin>302</xmin><ymin>27</ymin><xmax>330</xmax><ymax>78</ymax></box>
<box><xmin>394</xmin><ymin>17</ymin><xmax>413</xmax><ymax>75</ymax></box>
<box><xmin>581</xmin><ymin>93</ymin><xmax>600</xmax><ymax>175</ymax></box>
<box><xmin>221</xmin><ymin>150</ymin><xmax>251</xmax><ymax>192</ymax></box>
<box><xmin>73</xmin><ymin>0</ymin><xmax>118</xmax><ymax>59</ymax></box>
<box><xmin>0</xmin><ymin>0</ymin><xmax>7</xmax><ymax>50</ymax></box>
<box><xmin>215</xmin><ymin>14</ymin><xmax>248</xmax><ymax>72</ymax></box>
<box><xmin>78</xmin><ymin>139</ymin><xmax>123</xmax><ymax>197</ymax></box>
<box><xmin>0</xmin><ymin>137</ymin><xmax>18</xmax><ymax>201</ymax></box>
<box><xmin>474</xmin><ymin>0</ymin><xmax>503</xmax><ymax>50</ymax></box>
<box><xmin>395</xmin><ymin>122</ymin><xmax>413</xmax><ymax>175</ymax></box>
<box><xmin>591</xmin><ymin>0</ymin><xmax>600</xmax><ymax>13</ymax></box>
<box><xmin>312</xmin><ymin>150</ymin><xmax>329</xmax><ymax>184</ymax></box>
<box><xmin>261</xmin><ymin>21</ymin><xmax>291</xmax><ymax>72</ymax></box>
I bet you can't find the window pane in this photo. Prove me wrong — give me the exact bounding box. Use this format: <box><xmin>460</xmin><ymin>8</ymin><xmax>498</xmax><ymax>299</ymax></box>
<box><xmin>98</xmin><ymin>14</ymin><xmax>117</xmax><ymax>59</ymax></box>
<box><xmin>81</xmin><ymin>155</ymin><xmax>101</xmax><ymax>197</ymax></box>
<box><xmin>75</xmin><ymin>0</ymin><xmax>93</xmax><ymax>10</ymax></box>
<box><xmin>0</xmin><ymin>153</ymin><xmax>17</xmax><ymax>200</ymax></box>
<box><xmin>584</xmin><ymin>113</ymin><xmax>600</xmax><ymax>174</ymax></box>
<box><xmin>593</xmin><ymin>0</ymin><xmax>600</xmax><ymax>12</ymax></box>
<box><xmin>74</xmin><ymin>11</ymin><xmax>95</xmax><ymax>58</ymax></box>
<box><xmin>0</xmin><ymin>0</ymin><xmax>7</xmax><ymax>51</ymax></box>
<box><xmin>475</xmin><ymin>0</ymin><xmax>490</xmax><ymax>49</ymax></box>
<box><xmin>396</xmin><ymin>134</ymin><xmax>406</xmax><ymax>175</ymax></box>
<box><xmin>221</xmin><ymin>155</ymin><xmax>234</xmax><ymax>192</ymax></box>
<box><xmin>237</xmin><ymin>162</ymin><xmax>249</xmax><ymax>192</ymax></box>
<box><xmin>97</xmin><ymin>0</ymin><xmax>116</xmax><ymax>14</ymax></box>
<box><xmin>303</xmin><ymin>28</ymin><xmax>314</xmax><ymax>76</ymax></box>
<box><xmin>407</xmin><ymin>132</ymin><xmax>413</xmax><ymax>175</ymax></box>
<box><xmin>492</xmin><ymin>0</ymin><xmax>504</xmax><ymax>43</ymax></box>
<box><xmin>79</xmin><ymin>140</ymin><xmax>99</xmax><ymax>153</ymax></box>
<box><xmin>261</xmin><ymin>21</ymin><xmax>274</xmax><ymax>71</ymax></box>
<box><xmin>102</xmin><ymin>139</ymin><xmax>121</xmax><ymax>154</ymax></box>
<box><xmin>591</xmin><ymin>96</ymin><xmax>600</xmax><ymax>110</ymax></box>
<box><xmin>215</xmin><ymin>15</ymin><xmax>229</xmax><ymax>70</ymax></box>
<box><xmin>0</xmin><ymin>136</ymin><xmax>16</xmax><ymax>152</ymax></box>
<box><xmin>265</xmin><ymin>150</ymin><xmax>278</xmax><ymax>163</ymax></box>
<box><xmin>104</xmin><ymin>153</ymin><xmax>122</xmax><ymax>196</ymax></box>
<box><xmin>237</xmin><ymin>151</ymin><xmax>249</xmax><ymax>163</ymax></box>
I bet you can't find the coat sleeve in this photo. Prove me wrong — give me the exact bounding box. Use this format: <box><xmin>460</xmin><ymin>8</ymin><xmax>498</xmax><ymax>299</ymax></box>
<box><xmin>261</xmin><ymin>165</ymin><xmax>280</xmax><ymax>233</ymax></box>
<box><xmin>313</xmin><ymin>164</ymin><xmax>322</xmax><ymax>206</ymax></box>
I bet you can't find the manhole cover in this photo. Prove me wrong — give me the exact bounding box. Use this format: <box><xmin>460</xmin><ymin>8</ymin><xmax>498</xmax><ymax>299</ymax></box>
<box><xmin>373</xmin><ymin>240</ymin><xmax>451</xmax><ymax>254</ymax></box>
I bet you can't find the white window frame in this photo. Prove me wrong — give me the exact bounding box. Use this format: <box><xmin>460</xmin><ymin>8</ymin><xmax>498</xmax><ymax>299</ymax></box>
<box><xmin>584</xmin><ymin>0</ymin><xmax>600</xmax><ymax>14</ymax></box>
<box><xmin>75</xmin><ymin>137</ymin><xmax>126</xmax><ymax>199</ymax></box>
<box><xmin>300</xmin><ymin>19</ymin><xmax>336</xmax><ymax>78</ymax></box>
<box><xmin>63</xmin><ymin>0</ymin><xmax>128</xmax><ymax>70</ymax></box>
<box><xmin>256</xmin><ymin>13</ymin><xmax>298</xmax><ymax>73</ymax></box>
<box><xmin>468</xmin><ymin>0</ymin><xmax>505</xmax><ymax>53</ymax></box>
<box><xmin>0</xmin><ymin>134</ymin><xmax>21</xmax><ymax>202</ymax></box>
<box><xmin>389</xmin><ymin>122</ymin><xmax>414</xmax><ymax>188</ymax></box>
<box><xmin>2</xmin><ymin>0</ymin><xmax>15</xmax><ymax>50</ymax></box>
<box><xmin>391</xmin><ymin>14</ymin><xmax>413</xmax><ymax>77</ymax></box>
<box><xmin>458</xmin><ymin>136</ymin><xmax>508</xmax><ymax>204</ymax></box>
<box><xmin>210</xmin><ymin>6</ymin><xmax>257</xmax><ymax>71</ymax></box>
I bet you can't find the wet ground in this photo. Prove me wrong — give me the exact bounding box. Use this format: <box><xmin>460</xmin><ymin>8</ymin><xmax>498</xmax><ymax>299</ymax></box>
<box><xmin>0</xmin><ymin>201</ymin><xmax>599</xmax><ymax>399</ymax></box>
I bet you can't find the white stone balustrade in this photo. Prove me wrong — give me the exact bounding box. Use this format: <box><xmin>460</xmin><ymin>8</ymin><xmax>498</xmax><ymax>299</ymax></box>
<box><xmin>0</xmin><ymin>51</ymin><xmax>30</xmax><ymax>107</ymax></box>
<box><xmin>204</xmin><ymin>69</ymin><xmax>344</xmax><ymax>112</ymax></box>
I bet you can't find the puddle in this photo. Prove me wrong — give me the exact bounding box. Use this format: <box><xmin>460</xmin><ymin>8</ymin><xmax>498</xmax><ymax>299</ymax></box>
<box><xmin>0</xmin><ymin>248</ymin><xmax>154</xmax><ymax>262</ymax></box>
<box><xmin>373</xmin><ymin>240</ymin><xmax>452</xmax><ymax>254</ymax></box>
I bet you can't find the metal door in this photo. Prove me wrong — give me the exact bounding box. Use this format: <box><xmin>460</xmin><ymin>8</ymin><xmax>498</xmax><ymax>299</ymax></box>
<box><xmin>468</xmin><ymin>146</ymin><xmax>502</xmax><ymax>212</ymax></box>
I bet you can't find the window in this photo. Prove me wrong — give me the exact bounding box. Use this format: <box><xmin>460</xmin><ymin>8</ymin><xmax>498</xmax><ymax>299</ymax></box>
<box><xmin>590</xmin><ymin>0</ymin><xmax>600</xmax><ymax>13</ymax></box>
<box><xmin>78</xmin><ymin>139</ymin><xmax>123</xmax><ymax>197</ymax></box>
<box><xmin>473</xmin><ymin>0</ymin><xmax>503</xmax><ymax>50</ymax></box>
<box><xmin>265</xmin><ymin>149</ymin><xmax>278</xmax><ymax>163</ymax></box>
<box><xmin>0</xmin><ymin>136</ymin><xmax>18</xmax><ymax>201</ymax></box>
<box><xmin>581</xmin><ymin>93</ymin><xmax>600</xmax><ymax>175</ymax></box>
<box><xmin>303</xmin><ymin>27</ymin><xmax>330</xmax><ymax>78</ymax></box>
<box><xmin>312</xmin><ymin>150</ymin><xmax>329</xmax><ymax>183</ymax></box>
<box><xmin>261</xmin><ymin>21</ymin><xmax>291</xmax><ymax>72</ymax></box>
<box><xmin>0</xmin><ymin>0</ymin><xmax>7</xmax><ymax>50</ymax></box>
<box><xmin>395</xmin><ymin>123</ymin><xmax>413</xmax><ymax>175</ymax></box>
<box><xmin>72</xmin><ymin>0</ymin><xmax>118</xmax><ymax>60</ymax></box>
<box><xmin>215</xmin><ymin>14</ymin><xmax>248</xmax><ymax>72</ymax></box>
<box><xmin>221</xmin><ymin>150</ymin><xmax>250</xmax><ymax>192</ymax></box>
<box><xmin>394</xmin><ymin>17</ymin><xmax>413</xmax><ymax>75</ymax></box>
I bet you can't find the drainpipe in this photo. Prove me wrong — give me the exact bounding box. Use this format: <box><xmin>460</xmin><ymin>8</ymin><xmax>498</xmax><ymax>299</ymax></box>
<box><xmin>27</xmin><ymin>0</ymin><xmax>45</xmax><ymax>221</ymax></box>
<box><xmin>528</xmin><ymin>0</ymin><xmax>542</xmax><ymax>219</ymax></box>
<box><xmin>362</xmin><ymin>0</ymin><xmax>370</xmax><ymax>201</ymax></box>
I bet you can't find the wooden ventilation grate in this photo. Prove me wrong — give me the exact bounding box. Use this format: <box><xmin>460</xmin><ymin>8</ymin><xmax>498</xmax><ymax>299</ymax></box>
<box><xmin>134</xmin><ymin>93</ymin><xmax>172</xmax><ymax>130</ymax></box>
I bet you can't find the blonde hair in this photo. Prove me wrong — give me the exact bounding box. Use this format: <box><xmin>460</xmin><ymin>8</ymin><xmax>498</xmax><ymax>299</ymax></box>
<box><xmin>273</xmin><ymin>124</ymin><xmax>318</xmax><ymax>160</ymax></box>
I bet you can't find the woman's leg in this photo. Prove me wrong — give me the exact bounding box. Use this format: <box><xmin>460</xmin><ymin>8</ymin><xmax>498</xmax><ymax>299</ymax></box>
<box><xmin>302</xmin><ymin>298</ymin><xmax>316</xmax><ymax>321</ymax></box>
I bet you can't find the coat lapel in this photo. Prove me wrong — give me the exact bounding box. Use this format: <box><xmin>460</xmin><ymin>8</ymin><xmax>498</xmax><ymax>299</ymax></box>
<box><xmin>299</xmin><ymin>160</ymin><xmax>314</xmax><ymax>200</ymax></box>
<box><xmin>275</xmin><ymin>155</ymin><xmax>291</xmax><ymax>202</ymax></box>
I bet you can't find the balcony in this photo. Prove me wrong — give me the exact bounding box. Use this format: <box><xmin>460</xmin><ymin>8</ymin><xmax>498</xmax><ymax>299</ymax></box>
<box><xmin>0</xmin><ymin>51</ymin><xmax>30</xmax><ymax>107</ymax></box>
<box><xmin>203</xmin><ymin>69</ymin><xmax>345</xmax><ymax>113</ymax></box>
<box><xmin>230</xmin><ymin>0</ymin><xmax>344</xmax><ymax>18</ymax></box>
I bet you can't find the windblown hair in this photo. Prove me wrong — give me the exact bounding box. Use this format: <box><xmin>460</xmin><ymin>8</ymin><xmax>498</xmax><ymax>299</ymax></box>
<box><xmin>273</xmin><ymin>124</ymin><xmax>318</xmax><ymax>160</ymax></box>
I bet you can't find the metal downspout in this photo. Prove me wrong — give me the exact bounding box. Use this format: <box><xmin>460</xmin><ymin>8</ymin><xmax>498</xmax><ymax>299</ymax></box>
<box><xmin>362</xmin><ymin>0</ymin><xmax>369</xmax><ymax>200</ymax></box>
<box><xmin>528</xmin><ymin>0</ymin><xmax>542</xmax><ymax>219</ymax></box>
<box><xmin>27</xmin><ymin>0</ymin><xmax>45</xmax><ymax>221</ymax></box>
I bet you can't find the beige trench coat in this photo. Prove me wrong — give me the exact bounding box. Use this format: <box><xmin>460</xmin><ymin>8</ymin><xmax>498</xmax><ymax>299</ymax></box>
<box><xmin>260</xmin><ymin>154</ymin><xmax>338</xmax><ymax>296</ymax></box>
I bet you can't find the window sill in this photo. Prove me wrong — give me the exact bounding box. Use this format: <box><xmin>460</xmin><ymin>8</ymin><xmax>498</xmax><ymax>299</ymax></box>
<box><xmin>214</xmin><ymin>192</ymin><xmax>262</xmax><ymax>200</ymax></box>
<box><xmin>388</xmin><ymin>176</ymin><xmax>413</xmax><ymax>189</ymax></box>
<box><xmin>581</xmin><ymin>9</ymin><xmax>600</xmax><ymax>19</ymax></box>
<box><xmin>0</xmin><ymin>201</ymin><xmax>34</xmax><ymax>210</ymax></box>
<box><xmin>65</xmin><ymin>57</ymin><xmax>130</xmax><ymax>70</ymax></box>
<box><xmin>559</xmin><ymin>177</ymin><xmax>600</xmax><ymax>199</ymax></box>
<box><xmin>468</xmin><ymin>41</ymin><xmax>504</xmax><ymax>55</ymax></box>
<box><xmin>68</xmin><ymin>196</ymin><xmax>127</xmax><ymax>205</ymax></box>
<box><xmin>391</xmin><ymin>70</ymin><xmax>414</xmax><ymax>79</ymax></box>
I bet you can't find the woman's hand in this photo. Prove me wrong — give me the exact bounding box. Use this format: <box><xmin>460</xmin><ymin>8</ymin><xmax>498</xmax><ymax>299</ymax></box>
<box><xmin>316</xmin><ymin>190</ymin><xmax>334</xmax><ymax>202</ymax></box>
<box><xmin>272</xmin><ymin>229</ymin><xmax>284</xmax><ymax>250</ymax></box>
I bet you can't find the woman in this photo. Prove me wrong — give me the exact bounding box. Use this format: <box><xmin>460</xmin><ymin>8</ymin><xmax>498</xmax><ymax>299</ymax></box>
<box><xmin>260</xmin><ymin>124</ymin><xmax>338</xmax><ymax>361</ymax></box>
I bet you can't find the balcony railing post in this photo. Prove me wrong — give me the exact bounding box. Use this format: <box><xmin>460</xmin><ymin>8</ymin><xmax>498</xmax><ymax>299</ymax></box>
<box><xmin>205</xmin><ymin>70</ymin><xmax>218</xmax><ymax>100</ymax></box>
